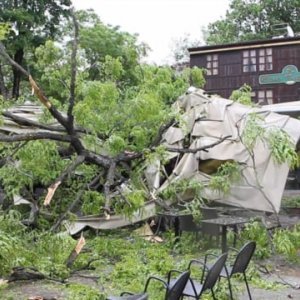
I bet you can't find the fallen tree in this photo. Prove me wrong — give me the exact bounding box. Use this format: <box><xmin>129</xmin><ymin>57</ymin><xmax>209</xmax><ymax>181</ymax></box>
<box><xmin>0</xmin><ymin>13</ymin><xmax>207</xmax><ymax>230</ymax></box>
<box><xmin>0</xmin><ymin>13</ymin><xmax>299</xmax><ymax>234</ymax></box>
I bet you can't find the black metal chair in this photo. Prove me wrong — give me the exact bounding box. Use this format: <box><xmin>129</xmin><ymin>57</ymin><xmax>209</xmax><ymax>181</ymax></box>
<box><xmin>107</xmin><ymin>270</ymin><xmax>190</xmax><ymax>300</ymax></box>
<box><xmin>171</xmin><ymin>253</ymin><xmax>227</xmax><ymax>299</ymax></box>
<box><xmin>218</xmin><ymin>241</ymin><xmax>256</xmax><ymax>300</ymax></box>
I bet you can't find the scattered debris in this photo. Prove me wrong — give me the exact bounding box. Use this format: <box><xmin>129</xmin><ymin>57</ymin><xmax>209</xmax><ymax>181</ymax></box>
<box><xmin>65</xmin><ymin>235</ymin><xmax>86</xmax><ymax>268</ymax></box>
<box><xmin>134</xmin><ymin>223</ymin><xmax>163</xmax><ymax>243</ymax></box>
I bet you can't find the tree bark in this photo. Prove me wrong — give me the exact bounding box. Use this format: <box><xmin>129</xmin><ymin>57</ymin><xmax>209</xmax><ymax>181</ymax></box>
<box><xmin>12</xmin><ymin>48</ymin><xmax>24</xmax><ymax>100</ymax></box>
<box><xmin>0</xmin><ymin>64</ymin><xmax>8</xmax><ymax>99</ymax></box>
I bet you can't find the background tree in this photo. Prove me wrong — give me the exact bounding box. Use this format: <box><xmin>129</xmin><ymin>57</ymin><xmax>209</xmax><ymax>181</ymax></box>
<box><xmin>0</xmin><ymin>0</ymin><xmax>72</xmax><ymax>100</ymax></box>
<box><xmin>204</xmin><ymin>0</ymin><xmax>300</xmax><ymax>45</ymax></box>
<box><xmin>169</xmin><ymin>33</ymin><xmax>200</xmax><ymax>65</ymax></box>
<box><xmin>16</xmin><ymin>9</ymin><xmax>149</xmax><ymax>104</ymax></box>
<box><xmin>76</xmin><ymin>10</ymin><xmax>149</xmax><ymax>87</ymax></box>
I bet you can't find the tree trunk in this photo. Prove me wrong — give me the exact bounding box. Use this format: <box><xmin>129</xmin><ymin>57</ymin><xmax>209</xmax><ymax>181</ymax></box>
<box><xmin>0</xmin><ymin>65</ymin><xmax>8</xmax><ymax>99</ymax></box>
<box><xmin>12</xmin><ymin>48</ymin><xmax>24</xmax><ymax>100</ymax></box>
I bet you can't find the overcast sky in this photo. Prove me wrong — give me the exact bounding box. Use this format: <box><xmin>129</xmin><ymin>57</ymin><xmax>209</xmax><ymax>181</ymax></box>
<box><xmin>72</xmin><ymin>0</ymin><xmax>230</xmax><ymax>64</ymax></box>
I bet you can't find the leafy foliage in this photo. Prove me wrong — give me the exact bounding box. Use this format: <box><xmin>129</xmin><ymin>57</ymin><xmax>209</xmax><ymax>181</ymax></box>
<box><xmin>241</xmin><ymin>111</ymin><xmax>299</xmax><ymax>168</ymax></box>
<box><xmin>0</xmin><ymin>23</ymin><xmax>9</xmax><ymax>41</ymax></box>
<box><xmin>73</xmin><ymin>64</ymin><xmax>203</xmax><ymax>155</ymax></box>
<box><xmin>241</xmin><ymin>221</ymin><xmax>300</xmax><ymax>262</ymax></box>
<box><xmin>273</xmin><ymin>228</ymin><xmax>298</xmax><ymax>260</ymax></box>
<box><xmin>75</xmin><ymin>9</ymin><xmax>147</xmax><ymax>87</ymax></box>
<box><xmin>0</xmin><ymin>219</ymin><xmax>298</xmax><ymax>298</ymax></box>
<box><xmin>67</xmin><ymin>283</ymin><xmax>105</xmax><ymax>300</ymax></box>
<box><xmin>241</xmin><ymin>113</ymin><xmax>265</xmax><ymax>151</ymax></box>
<box><xmin>266</xmin><ymin>129</ymin><xmax>299</xmax><ymax>168</ymax></box>
<box><xmin>209</xmin><ymin>161</ymin><xmax>241</xmax><ymax>195</ymax></box>
<box><xmin>204</xmin><ymin>0</ymin><xmax>300</xmax><ymax>45</ymax></box>
<box><xmin>241</xmin><ymin>221</ymin><xmax>271</xmax><ymax>259</ymax></box>
<box><xmin>161</xmin><ymin>178</ymin><xmax>204</xmax><ymax>202</ymax></box>
<box><xmin>82</xmin><ymin>191</ymin><xmax>105</xmax><ymax>215</ymax></box>
<box><xmin>230</xmin><ymin>84</ymin><xmax>254</xmax><ymax>106</ymax></box>
<box><xmin>0</xmin><ymin>210</ymin><xmax>75</xmax><ymax>277</ymax></box>
<box><xmin>0</xmin><ymin>141</ymin><xmax>67</xmax><ymax>196</ymax></box>
<box><xmin>0</xmin><ymin>0</ymin><xmax>72</xmax><ymax>99</ymax></box>
<box><xmin>282</xmin><ymin>196</ymin><xmax>300</xmax><ymax>208</ymax></box>
<box><xmin>114</xmin><ymin>189</ymin><xmax>146</xmax><ymax>216</ymax></box>
<box><xmin>34</xmin><ymin>40</ymin><xmax>77</xmax><ymax>102</ymax></box>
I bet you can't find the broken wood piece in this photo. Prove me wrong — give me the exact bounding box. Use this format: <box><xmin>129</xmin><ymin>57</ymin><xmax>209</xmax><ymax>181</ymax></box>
<box><xmin>29</xmin><ymin>75</ymin><xmax>52</xmax><ymax>109</ymax></box>
<box><xmin>65</xmin><ymin>234</ymin><xmax>86</xmax><ymax>268</ymax></box>
<box><xmin>0</xmin><ymin>278</ymin><xmax>8</xmax><ymax>286</ymax></box>
<box><xmin>44</xmin><ymin>181</ymin><xmax>61</xmax><ymax>206</ymax></box>
<box><xmin>134</xmin><ymin>223</ymin><xmax>163</xmax><ymax>243</ymax></box>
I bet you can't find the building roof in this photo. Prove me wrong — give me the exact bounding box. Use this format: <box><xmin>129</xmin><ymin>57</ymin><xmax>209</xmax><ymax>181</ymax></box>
<box><xmin>188</xmin><ymin>36</ymin><xmax>300</xmax><ymax>55</ymax></box>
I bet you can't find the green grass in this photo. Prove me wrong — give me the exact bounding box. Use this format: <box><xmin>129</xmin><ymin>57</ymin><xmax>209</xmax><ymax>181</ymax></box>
<box><xmin>0</xmin><ymin>212</ymin><xmax>299</xmax><ymax>299</ymax></box>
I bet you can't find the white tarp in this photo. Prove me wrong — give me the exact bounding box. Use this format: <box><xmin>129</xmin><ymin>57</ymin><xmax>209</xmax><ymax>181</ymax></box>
<box><xmin>146</xmin><ymin>89</ymin><xmax>300</xmax><ymax>213</ymax></box>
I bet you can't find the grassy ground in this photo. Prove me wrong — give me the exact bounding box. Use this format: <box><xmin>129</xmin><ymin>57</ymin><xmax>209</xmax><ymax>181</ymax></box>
<box><xmin>0</xmin><ymin>224</ymin><xmax>299</xmax><ymax>300</ymax></box>
<box><xmin>0</xmin><ymin>207</ymin><xmax>299</xmax><ymax>300</ymax></box>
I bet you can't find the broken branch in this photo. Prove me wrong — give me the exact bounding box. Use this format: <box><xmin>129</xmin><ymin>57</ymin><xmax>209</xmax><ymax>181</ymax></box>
<box><xmin>65</xmin><ymin>234</ymin><xmax>86</xmax><ymax>268</ymax></box>
<box><xmin>44</xmin><ymin>155</ymin><xmax>86</xmax><ymax>206</ymax></box>
<box><xmin>166</xmin><ymin>135</ymin><xmax>232</xmax><ymax>153</ymax></box>
<box><xmin>2</xmin><ymin>111</ymin><xmax>65</xmax><ymax>133</ymax></box>
<box><xmin>0</xmin><ymin>132</ymin><xmax>72</xmax><ymax>143</ymax></box>
<box><xmin>50</xmin><ymin>173</ymin><xmax>102</xmax><ymax>232</ymax></box>
<box><xmin>103</xmin><ymin>161</ymin><xmax>116</xmax><ymax>213</ymax></box>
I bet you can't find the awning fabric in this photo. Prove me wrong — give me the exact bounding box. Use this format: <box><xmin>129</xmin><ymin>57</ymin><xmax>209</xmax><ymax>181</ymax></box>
<box><xmin>146</xmin><ymin>89</ymin><xmax>300</xmax><ymax>213</ymax></box>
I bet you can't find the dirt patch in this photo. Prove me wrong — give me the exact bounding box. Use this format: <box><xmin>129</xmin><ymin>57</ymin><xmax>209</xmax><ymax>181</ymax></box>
<box><xmin>2</xmin><ymin>280</ymin><xmax>66</xmax><ymax>300</ymax></box>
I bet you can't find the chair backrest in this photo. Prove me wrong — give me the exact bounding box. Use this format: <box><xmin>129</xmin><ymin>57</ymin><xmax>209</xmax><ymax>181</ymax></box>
<box><xmin>231</xmin><ymin>241</ymin><xmax>256</xmax><ymax>275</ymax></box>
<box><xmin>201</xmin><ymin>253</ymin><xmax>228</xmax><ymax>293</ymax></box>
<box><xmin>166</xmin><ymin>270</ymin><xmax>190</xmax><ymax>300</ymax></box>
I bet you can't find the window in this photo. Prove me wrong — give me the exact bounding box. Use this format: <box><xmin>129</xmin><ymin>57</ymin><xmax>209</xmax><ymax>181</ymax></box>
<box><xmin>259</xmin><ymin>48</ymin><xmax>273</xmax><ymax>71</ymax></box>
<box><xmin>258</xmin><ymin>90</ymin><xmax>273</xmax><ymax>104</ymax></box>
<box><xmin>206</xmin><ymin>54</ymin><xmax>218</xmax><ymax>75</ymax></box>
<box><xmin>243</xmin><ymin>50</ymin><xmax>256</xmax><ymax>72</ymax></box>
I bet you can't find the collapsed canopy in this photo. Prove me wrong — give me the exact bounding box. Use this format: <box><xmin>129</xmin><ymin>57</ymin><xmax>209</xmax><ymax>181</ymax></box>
<box><xmin>146</xmin><ymin>88</ymin><xmax>300</xmax><ymax>213</ymax></box>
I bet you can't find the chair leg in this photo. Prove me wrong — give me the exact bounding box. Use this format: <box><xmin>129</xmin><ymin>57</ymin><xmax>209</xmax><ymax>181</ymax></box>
<box><xmin>227</xmin><ymin>276</ymin><xmax>234</xmax><ymax>300</ymax></box>
<box><xmin>244</xmin><ymin>273</ymin><xmax>252</xmax><ymax>300</ymax></box>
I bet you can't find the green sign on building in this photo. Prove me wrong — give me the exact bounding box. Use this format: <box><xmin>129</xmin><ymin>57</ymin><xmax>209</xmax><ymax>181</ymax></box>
<box><xmin>259</xmin><ymin>65</ymin><xmax>300</xmax><ymax>85</ymax></box>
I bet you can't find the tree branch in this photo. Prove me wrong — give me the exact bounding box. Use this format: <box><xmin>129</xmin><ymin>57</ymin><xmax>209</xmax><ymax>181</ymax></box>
<box><xmin>0</xmin><ymin>132</ymin><xmax>72</xmax><ymax>143</ymax></box>
<box><xmin>150</xmin><ymin>118</ymin><xmax>176</xmax><ymax>147</ymax></box>
<box><xmin>2</xmin><ymin>111</ymin><xmax>65</xmax><ymax>132</ymax></box>
<box><xmin>0</xmin><ymin>142</ymin><xmax>27</xmax><ymax>167</ymax></box>
<box><xmin>50</xmin><ymin>173</ymin><xmax>103</xmax><ymax>232</ymax></box>
<box><xmin>84</xmin><ymin>151</ymin><xmax>112</xmax><ymax>169</ymax></box>
<box><xmin>67</xmin><ymin>11</ymin><xmax>79</xmax><ymax>125</ymax></box>
<box><xmin>0</xmin><ymin>42</ymin><xmax>29</xmax><ymax>77</ymax></box>
<box><xmin>103</xmin><ymin>161</ymin><xmax>116</xmax><ymax>212</ymax></box>
<box><xmin>0</xmin><ymin>42</ymin><xmax>69</xmax><ymax>129</ymax></box>
<box><xmin>166</xmin><ymin>135</ymin><xmax>232</xmax><ymax>153</ymax></box>
<box><xmin>0</xmin><ymin>64</ymin><xmax>8</xmax><ymax>99</ymax></box>
<box><xmin>44</xmin><ymin>155</ymin><xmax>86</xmax><ymax>206</ymax></box>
